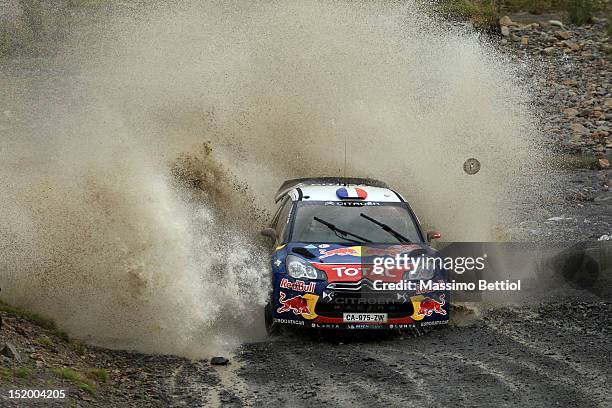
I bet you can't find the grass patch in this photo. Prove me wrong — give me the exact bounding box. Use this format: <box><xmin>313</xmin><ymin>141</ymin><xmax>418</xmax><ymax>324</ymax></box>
<box><xmin>69</xmin><ymin>340</ymin><xmax>87</xmax><ymax>355</ymax></box>
<box><xmin>78</xmin><ymin>382</ymin><xmax>97</xmax><ymax>395</ymax></box>
<box><xmin>564</xmin><ymin>0</ymin><xmax>606</xmax><ymax>25</ymax></box>
<box><xmin>502</xmin><ymin>0</ymin><xmax>561</xmax><ymax>14</ymax></box>
<box><xmin>439</xmin><ymin>0</ymin><xmax>500</xmax><ymax>29</ymax></box>
<box><xmin>36</xmin><ymin>336</ymin><xmax>54</xmax><ymax>348</ymax></box>
<box><xmin>53</xmin><ymin>367</ymin><xmax>98</xmax><ymax>396</ymax></box>
<box><xmin>0</xmin><ymin>367</ymin><xmax>34</xmax><ymax>379</ymax></box>
<box><xmin>0</xmin><ymin>301</ymin><xmax>56</xmax><ymax>330</ymax></box>
<box><xmin>53</xmin><ymin>368</ymin><xmax>81</xmax><ymax>382</ymax></box>
<box><xmin>0</xmin><ymin>300</ymin><xmax>69</xmax><ymax>341</ymax></box>
<box><xmin>0</xmin><ymin>367</ymin><xmax>12</xmax><ymax>380</ymax></box>
<box><xmin>437</xmin><ymin>0</ymin><xmax>608</xmax><ymax>26</ymax></box>
<box><xmin>87</xmin><ymin>368</ymin><xmax>109</xmax><ymax>383</ymax></box>
<box><xmin>13</xmin><ymin>367</ymin><xmax>33</xmax><ymax>379</ymax></box>
<box><xmin>54</xmin><ymin>330</ymin><xmax>70</xmax><ymax>342</ymax></box>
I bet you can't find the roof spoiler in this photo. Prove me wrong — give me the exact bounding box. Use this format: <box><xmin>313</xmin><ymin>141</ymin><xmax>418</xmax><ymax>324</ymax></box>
<box><xmin>274</xmin><ymin>177</ymin><xmax>389</xmax><ymax>202</ymax></box>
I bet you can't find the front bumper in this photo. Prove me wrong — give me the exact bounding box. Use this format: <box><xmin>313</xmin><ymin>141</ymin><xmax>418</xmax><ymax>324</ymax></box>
<box><xmin>272</xmin><ymin>275</ymin><xmax>450</xmax><ymax>330</ymax></box>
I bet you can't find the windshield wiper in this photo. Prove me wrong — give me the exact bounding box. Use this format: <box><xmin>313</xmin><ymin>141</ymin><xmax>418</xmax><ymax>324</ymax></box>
<box><xmin>313</xmin><ymin>217</ymin><xmax>372</xmax><ymax>244</ymax></box>
<box><xmin>359</xmin><ymin>213</ymin><xmax>411</xmax><ymax>243</ymax></box>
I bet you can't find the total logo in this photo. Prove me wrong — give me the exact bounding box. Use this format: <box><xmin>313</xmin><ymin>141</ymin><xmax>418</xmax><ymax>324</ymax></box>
<box><xmin>330</xmin><ymin>265</ymin><xmax>397</xmax><ymax>278</ymax></box>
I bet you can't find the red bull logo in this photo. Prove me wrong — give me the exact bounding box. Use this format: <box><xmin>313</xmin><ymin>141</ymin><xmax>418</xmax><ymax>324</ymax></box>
<box><xmin>277</xmin><ymin>293</ymin><xmax>310</xmax><ymax>315</ymax></box>
<box><xmin>279</xmin><ymin>278</ymin><xmax>316</xmax><ymax>293</ymax></box>
<box><xmin>277</xmin><ymin>292</ymin><xmax>319</xmax><ymax>320</ymax></box>
<box><xmin>319</xmin><ymin>246</ymin><xmax>361</xmax><ymax>259</ymax></box>
<box><xmin>410</xmin><ymin>294</ymin><xmax>447</xmax><ymax>321</ymax></box>
<box><xmin>418</xmin><ymin>294</ymin><xmax>446</xmax><ymax>316</ymax></box>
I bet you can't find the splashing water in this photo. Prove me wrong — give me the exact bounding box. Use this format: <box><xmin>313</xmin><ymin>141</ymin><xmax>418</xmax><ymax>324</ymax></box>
<box><xmin>0</xmin><ymin>1</ymin><xmax>547</xmax><ymax>356</ymax></box>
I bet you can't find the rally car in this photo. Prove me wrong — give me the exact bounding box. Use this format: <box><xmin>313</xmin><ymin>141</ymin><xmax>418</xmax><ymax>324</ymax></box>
<box><xmin>261</xmin><ymin>177</ymin><xmax>449</xmax><ymax>333</ymax></box>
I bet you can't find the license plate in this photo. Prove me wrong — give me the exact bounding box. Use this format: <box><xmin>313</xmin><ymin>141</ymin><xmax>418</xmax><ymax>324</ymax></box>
<box><xmin>343</xmin><ymin>313</ymin><xmax>387</xmax><ymax>323</ymax></box>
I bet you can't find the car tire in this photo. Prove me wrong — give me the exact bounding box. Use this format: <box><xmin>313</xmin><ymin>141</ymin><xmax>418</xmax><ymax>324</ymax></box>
<box><xmin>265</xmin><ymin>299</ymin><xmax>281</xmax><ymax>337</ymax></box>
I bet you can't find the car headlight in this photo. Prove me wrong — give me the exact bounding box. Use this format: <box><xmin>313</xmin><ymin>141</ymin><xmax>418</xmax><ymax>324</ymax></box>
<box><xmin>286</xmin><ymin>255</ymin><xmax>325</xmax><ymax>280</ymax></box>
<box><xmin>403</xmin><ymin>262</ymin><xmax>436</xmax><ymax>280</ymax></box>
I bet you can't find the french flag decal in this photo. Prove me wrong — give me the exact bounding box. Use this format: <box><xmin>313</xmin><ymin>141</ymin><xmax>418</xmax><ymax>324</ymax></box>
<box><xmin>336</xmin><ymin>187</ymin><xmax>368</xmax><ymax>200</ymax></box>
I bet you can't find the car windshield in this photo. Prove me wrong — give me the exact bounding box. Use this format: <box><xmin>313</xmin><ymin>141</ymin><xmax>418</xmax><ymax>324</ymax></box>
<box><xmin>290</xmin><ymin>202</ymin><xmax>423</xmax><ymax>244</ymax></box>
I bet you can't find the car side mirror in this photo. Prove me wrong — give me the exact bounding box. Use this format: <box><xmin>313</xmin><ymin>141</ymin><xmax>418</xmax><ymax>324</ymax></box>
<box><xmin>427</xmin><ymin>231</ymin><xmax>441</xmax><ymax>243</ymax></box>
<box><xmin>260</xmin><ymin>228</ymin><xmax>277</xmax><ymax>240</ymax></box>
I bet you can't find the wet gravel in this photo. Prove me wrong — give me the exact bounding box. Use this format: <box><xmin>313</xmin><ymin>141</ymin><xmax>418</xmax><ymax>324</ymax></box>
<box><xmin>498</xmin><ymin>14</ymin><xmax>611</xmax><ymax>156</ymax></box>
<box><xmin>497</xmin><ymin>14</ymin><xmax>612</xmax><ymax>242</ymax></box>
<box><xmin>232</xmin><ymin>299</ymin><xmax>611</xmax><ymax>407</ymax></box>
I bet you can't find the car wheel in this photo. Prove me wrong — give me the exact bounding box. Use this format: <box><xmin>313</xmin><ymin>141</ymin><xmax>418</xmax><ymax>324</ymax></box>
<box><xmin>265</xmin><ymin>299</ymin><xmax>281</xmax><ymax>336</ymax></box>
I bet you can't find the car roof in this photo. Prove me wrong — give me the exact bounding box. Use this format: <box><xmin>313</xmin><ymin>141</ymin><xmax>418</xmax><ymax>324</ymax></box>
<box><xmin>275</xmin><ymin>177</ymin><xmax>390</xmax><ymax>202</ymax></box>
<box><xmin>287</xmin><ymin>184</ymin><xmax>402</xmax><ymax>202</ymax></box>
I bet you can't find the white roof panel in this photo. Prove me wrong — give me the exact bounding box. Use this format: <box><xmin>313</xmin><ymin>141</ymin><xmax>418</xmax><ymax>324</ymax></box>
<box><xmin>295</xmin><ymin>185</ymin><xmax>401</xmax><ymax>202</ymax></box>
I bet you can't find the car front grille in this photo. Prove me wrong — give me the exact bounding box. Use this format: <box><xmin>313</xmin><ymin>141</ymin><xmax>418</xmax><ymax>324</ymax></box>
<box><xmin>314</xmin><ymin>282</ymin><xmax>414</xmax><ymax>318</ymax></box>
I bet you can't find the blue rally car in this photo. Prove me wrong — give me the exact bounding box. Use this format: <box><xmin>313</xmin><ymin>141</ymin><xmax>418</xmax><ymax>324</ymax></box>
<box><xmin>261</xmin><ymin>177</ymin><xmax>449</xmax><ymax>334</ymax></box>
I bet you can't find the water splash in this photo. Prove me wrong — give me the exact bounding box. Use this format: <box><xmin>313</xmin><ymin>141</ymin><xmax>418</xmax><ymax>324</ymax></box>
<box><xmin>0</xmin><ymin>1</ymin><xmax>547</xmax><ymax>356</ymax></box>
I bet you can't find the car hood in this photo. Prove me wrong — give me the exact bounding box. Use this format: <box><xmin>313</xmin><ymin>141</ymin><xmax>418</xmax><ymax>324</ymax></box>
<box><xmin>287</xmin><ymin>242</ymin><xmax>434</xmax><ymax>260</ymax></box>
<box><xmin>286</xmin><ymin>242</ymin><xmax>438</xmax><ymax>283</ymax></box>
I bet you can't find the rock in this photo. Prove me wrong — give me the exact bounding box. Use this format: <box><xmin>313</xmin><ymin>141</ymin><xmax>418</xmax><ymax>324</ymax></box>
<box><xmin>543</xmin><ymin>47</ymin><xmax>556</xmax><ymax>55</ymax></box>
<box><xmin>564</xmin><ymin>41</ymin><xmax>581</xmax><ymax>51</ymax></box>
<box><xmin>499</xmin><ymin>16</ymin><xmax>513</xmax><ymax>27</ymax></box>
<box><xmin>598</xmin><ymin>234</ymin><xmax>611</xmax><ymax>241</ymax></box>
<box><xmin>211</xmin><ymin>356</ymin><xmax>229</xmax><ymax>365</ymax></box>
<box><xmin>598</xmin><ymin>159</ymin><xmax>610</xmax><ymax>169</ymax></box>
<box><xmin>1</xmin><ymin>342</ymin><xmax>21</xmax><ymax>361</ymax></box>
<box><xmin>562</xmin><ymin>79</ymin><xmax>578</xmax><ymax>87</ymax></box>
<box><xmin>555</xmin><ymin>31</ymin><xmax>572</xmax><ymax>40</ymax></box>
<box><xmin>570</xmin><ymin>123</ymin><xmax>588</xmax><ymax>133</ymax></box>
<box><xmin>563</xmin><ymin>108</ymin><xmax>579</xmax><ymax>117</ymax></box>
<box><xmin>549</xmin><ymin>20</ymin><xmax>564</xmax><ymax>28</ymax></box>
<box><xmin>521</xmin><ymin>36</ymin><xmax>529</xmax><ymax>46</ymax></box>
<box><xmin>605</xmin><ymin>99</ymin><xmax>612</xmax><ymax>109</ymax></box>
<box><xmin>592</xmin><ymin>131</ymin><xmax>607</xmax><ymax>140</ymax></box>
<box><xmin>511</xmin><ymin>34</ymin><xmax>521</xmax><ymax>42</ymax></box>
<box><xmin>501</xmin><ymin>26</ymin><xmax>510</xmax><ymax>37</ymax></box>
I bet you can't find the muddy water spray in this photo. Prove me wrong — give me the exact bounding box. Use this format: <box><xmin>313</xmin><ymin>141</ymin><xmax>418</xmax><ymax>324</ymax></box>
<box><xmin>0</xmin><ymin>1</ymin><xmax>546</xmax><ymax>356</ymax></box>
